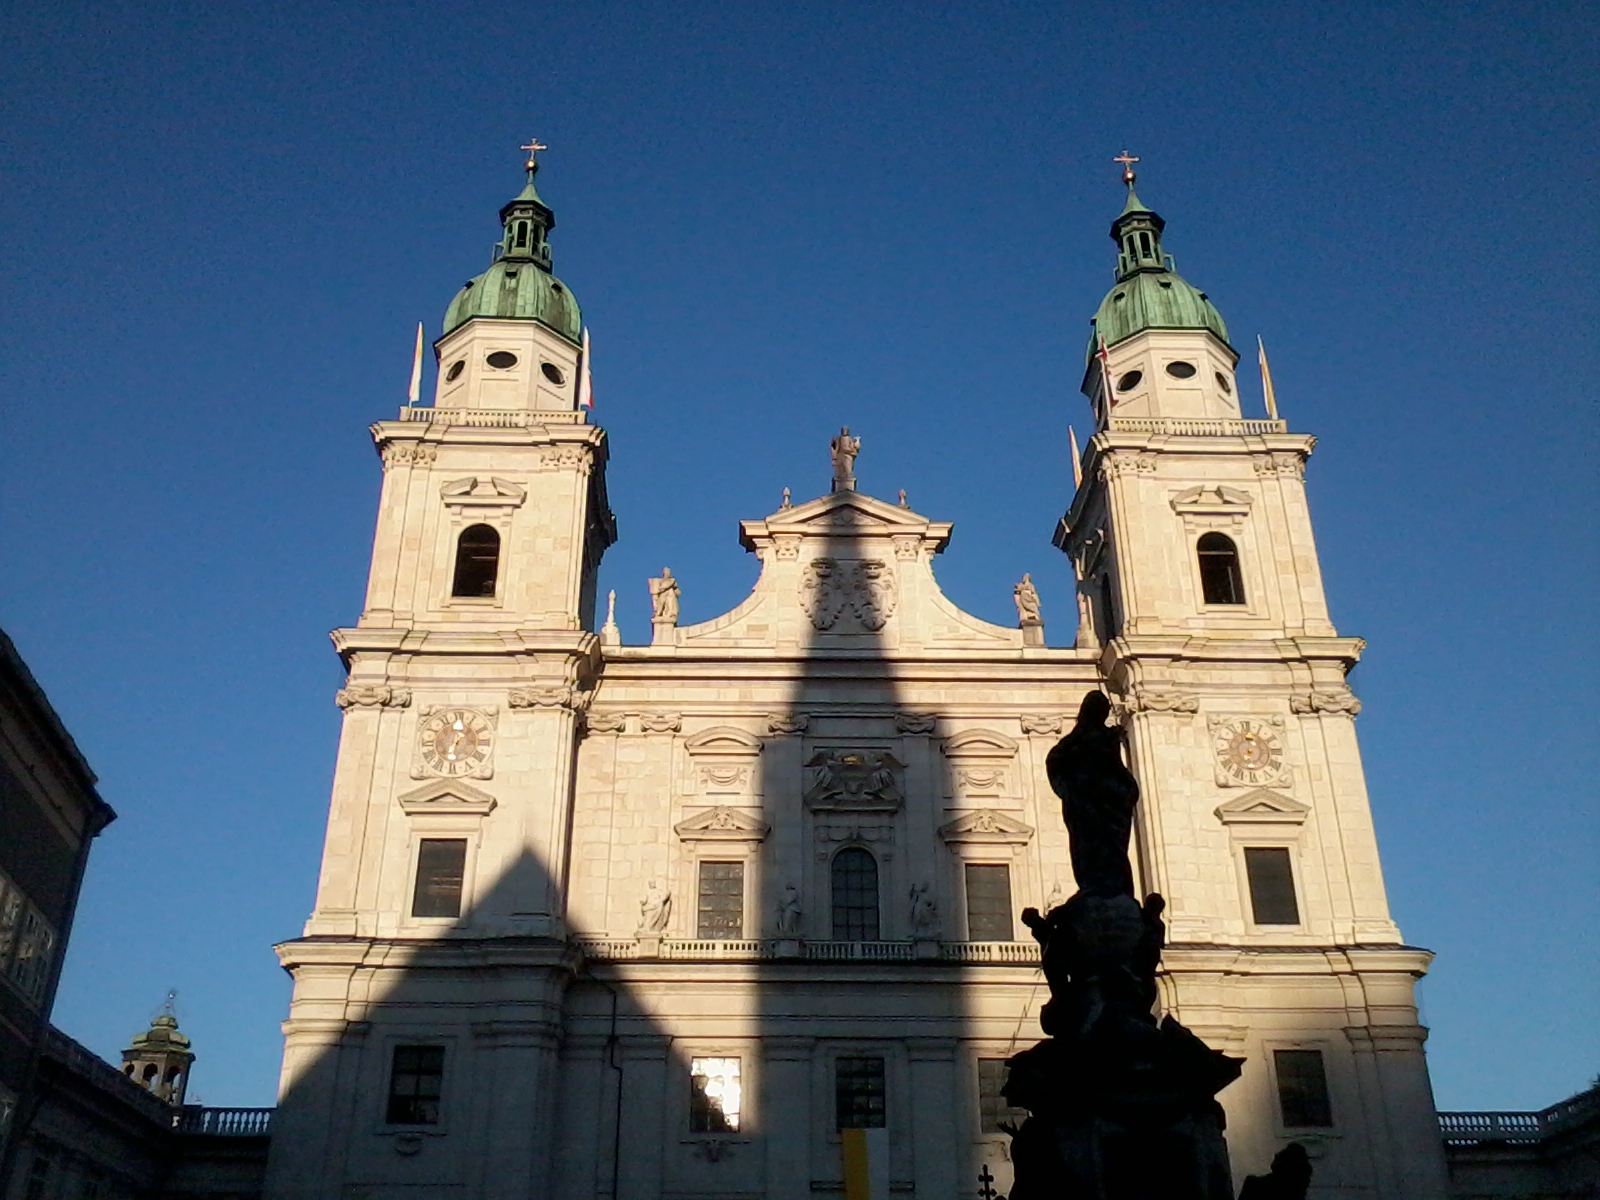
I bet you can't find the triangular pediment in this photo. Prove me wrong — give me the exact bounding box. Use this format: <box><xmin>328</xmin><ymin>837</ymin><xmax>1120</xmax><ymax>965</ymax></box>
<box><xmin>740</xmin><ymin>490</ymin><xmax>952</xmax><ymax>554</ymax></box>
<box><xmin>1170</xmin><ymin>485</ymin><xmax>1252</xmax><ymax>515</ymax></box>
<box><xmin>397</xmin><ymin>779</ymin><xmax>498</xmax><ymax>816</ymax></box>
<box><xmin>939</xmin><ymin>809</ymin><xmax>1035</xmax><ymax>844</ymax></box>
<box><xmin>1214</xmin><ymin>788</ymin><xmax>1309</xmax><ymax>825</ymax></box>
<box><xmin>440</xmin><ymin>476</ymin><xmax>527</xmax><ymax>504</ymax></box>
<box><xmin>674</xmin><ymin>806</ymin><xmax>771</xmax><ymax>842</ymax></box>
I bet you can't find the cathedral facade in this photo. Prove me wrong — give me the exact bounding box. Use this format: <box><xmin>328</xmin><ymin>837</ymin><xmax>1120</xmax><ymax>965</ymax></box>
<box><xmin>262</xmin><ymin>153</ymin><xmax>1450</xmax><ymax>1199</ymax></box>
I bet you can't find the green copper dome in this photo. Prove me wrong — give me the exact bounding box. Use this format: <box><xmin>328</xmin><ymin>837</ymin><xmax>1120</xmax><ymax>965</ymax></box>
<box><xmin>442</xmin><ymin>161</ymin><xmax>582</xmax><ymax>343</ymax></box>
<box><xmin>1085</xmin><ymin>186</ymin><xmax>1230</xmax><ymax>362</ymax></box>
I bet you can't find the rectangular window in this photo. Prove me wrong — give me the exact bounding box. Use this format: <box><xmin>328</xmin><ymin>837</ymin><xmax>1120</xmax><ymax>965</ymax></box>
<box><xmin>0</xmin><ymin>875</ymin><xmax>24</xmax><ymax>970</ymax></box>
<box><xmin>1244</xmin><ymin>847</ymin><xmax>1301</xmax><ymax>925</ymax></box>
<box><xmin>835</xmin><ymin>1056</ymin><xmax>886</xmax><ymax>1129</ymax></box>
<box><xmin>964</xmin><ymin>864</ymin><xmax>1014</xmax><ymax>941</ymax></box>
<box><xmin>696</xmin><ymin>862</ymin><xmax>745</xmax><ymax>940</ymax></box>
<box><xmin>977</xmin><ymin>1058</ymin><xmax>1027</xmax><ymax>1133</ymax></box>
<box><xmin>411</xmin><ymin>839</ymin><xmax>468</xmax><ymax>919</ymax></box>
<box><xmin>689</xmin><ymin>1057</ymin><xmax>742</xmax><ymax>1132</ymax></box>
<box><xmin>1274</xmin><ymin>1049</ymin><xmax>1333</xmax><ymax>1128</ymax></box>
<box><xmin>385</xmin><ymin>1045</ymin><xmax>445</xmax><ymax>1125</ymax></box>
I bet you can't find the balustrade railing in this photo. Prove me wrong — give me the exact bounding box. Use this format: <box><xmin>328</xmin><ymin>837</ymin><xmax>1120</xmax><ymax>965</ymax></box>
<box><xmin>1107</xmin><ymin>416</ymin><xmax>1288</xmax><ymax>437</ymax></box>
<box><xmin>397</xmin><ymin>406</ymin><xmax>539</xmax><ymax>427</ymax></box>
<box><xmin>175</xmin><ymin>1106</ymin><xmax>275</xmax><ymax>1136</ymax></box>
<box><xmin>573</xmin><ymin>937</ymin><xmax>1040</xmax><ymax>963</ymax></box>
<box><xmin>1439</xmin><ymin>1087</ymin><xmax>1600</xmax><ymax>1144</ymax></box>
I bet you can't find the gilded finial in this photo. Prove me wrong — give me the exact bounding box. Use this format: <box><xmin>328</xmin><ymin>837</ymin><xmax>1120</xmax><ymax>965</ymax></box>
<box><xmin>521</xmin><ymin>135</ymin><xmax>549</xmax><ymax>172</ymax></box>
<box><xmin>1113</xmin><ymin>149</ymin><xmax>1139</xmax><ymax>187</ymax></box>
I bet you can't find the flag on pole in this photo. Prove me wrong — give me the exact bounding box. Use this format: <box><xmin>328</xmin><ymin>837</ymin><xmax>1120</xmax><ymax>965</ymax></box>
<box><xmin>1069</xmin><ymin>426</ymin><xmax>1083</xmax><ymax>489</ymax></box>
<box><xmin>1096</xmin><ymin>335</ymin><xmax>1115</xmax><ymax>422</ymax></box>
<box><xmin>407</xmin><ymin>322</ymin><xmax>424</xmax><ymax>406</ymax></box>
<box><xmin>1257</xmin><ymin>335</ymin><xmax>1279</xmax><ymax>421</ymax></box>
<box><xmin>577</xmin><ymin>326</ymin><xmax>594</xmax><ymax>410</ymax></box>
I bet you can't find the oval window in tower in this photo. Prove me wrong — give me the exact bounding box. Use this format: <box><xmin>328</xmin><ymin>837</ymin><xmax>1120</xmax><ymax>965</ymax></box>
<box><xmin>1116</xmin><ymin>370</ymin><xmax>1143</xmax><ymax>392</ymax></box>
<box><xmin>485</xmin><ymin>351</ymin><xmax>518</xmax><ymax>370</ymax></box>
<box><xmin>540</xmin><ymin>362</ymin><xmax>566</xmax><ymax>385</ymax></box>
<box><xmin>1166</xmin><ymin>360</ymin><xmax>1197</xmax><ymax>378</ymax></box>
<box><xmin>444</xmin><ymin>360</ymin><xmax>465</xmax><ymax>382</ymax></box>
<box><xmin>1215</xmin><ymin>371</ymin><xmax>1232</xmax><ymax>394</ymax></box>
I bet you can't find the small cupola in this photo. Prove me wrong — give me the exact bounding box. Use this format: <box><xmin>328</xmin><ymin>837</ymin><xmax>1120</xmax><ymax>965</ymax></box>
<box><xmin>496</xmin><ymin>138</ymin><xmax>555</xmax><ymax>269</ymax></box>
<box><xmin>121</xmin><ymin>996</ymin><xmax>195</xmax><ymax>1106</ymax></box>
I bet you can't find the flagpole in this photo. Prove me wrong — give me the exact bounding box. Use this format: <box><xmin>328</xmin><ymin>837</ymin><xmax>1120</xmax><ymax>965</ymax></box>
<box><xmin>407</xmin><ymin>322</ymin><xmax>424</xmax><ymax>406</ymax></box>
<box><xmin>1069</xmin><ymin>426</ymin><xmax>1083</xmax><ymax>490</ymax></box>
<box><xmin>1096</xmin><ymin>335</ymin><xmax>1115</xmax><ymax>427</ymax></box>
<box><xmin>1257</xmin><ymin>335</ymin><xmax>1279</xmax><ymax>421</ymax></box>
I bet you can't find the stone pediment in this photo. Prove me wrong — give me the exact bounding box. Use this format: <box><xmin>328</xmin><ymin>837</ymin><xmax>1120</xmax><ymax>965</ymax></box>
<box><xmin>396</xmin><ymin>779</ymin><xmax>498</xmax><ymax>816</ymax></box>
<box><xmin>1213</xmin><ymin>788</ymin><xmax>1309</xmax><ymax>825</ymax></box>
<box><xmin>669</xmin><ymin>487</ymin><xmax>1027</xmax><ymax>653</ymax></box>
<box><xmin>683</xmin><ymin>726</ymin><xmax>764</xmax><ymax>757</ymax></box>
<box><xmin>938</xmin><ymin>809</ymin><xmax>1035</xmax><ymax>845</ymax></box>
<box><xmin>674</xmin><ymin>806</ymin><xmax>771</xmax><ymax>842</ymax></box>
<box><xmin>440</xmin><ymin>476</ymin><xmax>528</xmax><ymax>513</ymax></box>
<box><xmin>941</xmin><ymin>729</ymin><xmax>1020</xmax><ymax>760</ymax></box>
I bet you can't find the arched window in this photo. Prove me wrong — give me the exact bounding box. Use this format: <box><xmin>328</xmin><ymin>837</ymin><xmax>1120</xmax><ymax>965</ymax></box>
<box><xmin>451</xmin><ymin>525</ymin><xmax>501</xmax><ymax>597</ymax></box>
<box><xmin>142</xmin><ymin>1063</ymin><xmax>159</xmax><ymax>1086</ymax></box>
<box><xmin>515</xmin><ymin>221</ymin><xmax>528</xmax><ymax>248</ymax></box>
<box><xmin>831</xmin><ymin>848</ymin><xmax>880</xmax><ymax>942</ymax></box>
<box><xmin>1197</xmin><ymin>532</ymin><xmax>1245</xmax><ymax>605</ymax></box>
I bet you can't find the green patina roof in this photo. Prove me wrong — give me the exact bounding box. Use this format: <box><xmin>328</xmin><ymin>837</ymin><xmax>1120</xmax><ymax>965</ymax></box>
<box><xmin>442</xmin><ymin>161</ymin><xmax>582</xmax><ymax>343</ymax></box>
<box><xmin>1086</xmin><ymin>183</ymin><xmax>1231</xmax><ymax>362</ymax></box>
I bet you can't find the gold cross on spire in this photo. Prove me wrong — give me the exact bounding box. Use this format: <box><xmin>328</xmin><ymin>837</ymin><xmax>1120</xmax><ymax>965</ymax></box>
<box><xmin>521</xmin><ymin>136</ymin><xmax>549</xmax><ymax>169</ymax></box>
<box><xmin>1114</xmin><ymin>150</ymin><xmax>1139</xmax><ymax>185</ymax></box>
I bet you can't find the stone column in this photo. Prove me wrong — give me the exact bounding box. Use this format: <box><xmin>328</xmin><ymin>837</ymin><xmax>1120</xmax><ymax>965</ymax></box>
<box><xmin>763</xmin><ymin>1037</ymin><xmax>816</xmax><ymax>1200</ymax></box>
<box><xmin>616</xmin><ymin>1035</ymin><xmax>671</xmax><ymax>1200</ymax></box>
<box><xmin>906</xmin><ymin>1039</ymin><xmax>959</xmax><ymax>1200</ymax></box>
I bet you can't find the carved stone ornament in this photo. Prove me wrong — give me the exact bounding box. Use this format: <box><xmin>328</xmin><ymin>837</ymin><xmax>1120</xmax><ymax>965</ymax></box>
<box><xmin>440</xmin><ymin>476</ymin><xmax>528</xmax><ymax>516</ymax></box>
<box><xmin>814</xmin><ymin>822</ymin><xmax>894</xmax><ymax>860</ymax></box>
<box><xmin>1019</xmin><ymin>714</ymin><xmax>1065</xmax><ymax>735</ymax></box>
<box><xmin>1099</xmin><ymin>451</ymin><xmax>1157</xmax><ymax>480</ymax></box>
<box><xmin>684</xmin><ymin>726</ymin><xmax>763</xmax><ymax>796</ymax></box>
<box><xmin>1207</xmin><ymin>715</ymin><xmax>1291</xmax><ymax>788</ymax></box>
<box><xmin>941</xmin><ymin>728</ymin><xmax>1020</xmax><ymax>802</ymax></box>
<box><xmin>895</xmin><ymin>712</ymin><xmax>937</xmax><ymax>735</ymax></box>
<box><xmin>1213</xmin><ymin>788</ymin><xmax>1310</xmax><ymax>827</ymax></box>
<box><xmin>674</xmin><ymin>806</ymin><xmax>771</xmax><ymax>843</ymax></box>
<box><xmin>767</xmin><ymin>713</ymin><xmax>810</xmax><ymax>735</ymax></box>
<box><xmin>892</xmin><ymin>536</ymin><xmax>920</xmax><ymax>561</ymax></box>
<box><xmin>1170</xmin><ymin>485</ymin><xmax>1252</xmax><ymax>534</ymax></box>
<box><xmin>639</xmin><ymin>712</ymin><xmax>683</xmax><ymax>734</ymax></box>
<box><xmin>534</xmin><ymin>444</ymin><xmax>592</xmax><ymax>473</ymax></box>
<box><xmin>335</xmin><ymin>684</ymin><xmax>412</xmax><ymax>709</ymax></box>
<box><xmin>799</xmin><ymin>557</ymin><xmax>898</xmax><ymax>631</ymax></box>
<box><xmin>1289</xmin><ymin>690</ymin><xmax>1362</xmax><ymax>716</ymax></box>
<box><xmin>508</xmin><ymin>685</ymin><xmax>581</xmax><ymax>710</ymax></box>
<box><xmin>380</xmin><ymin>441</ymin><xmax>437</xmax><ymax>469</ymax></box>
<box><xmin>1115</xmin><ymin>690</ymin><xmax>1200</xmax><ymax>718</ymax></box>
<box><xmin>773</xmin><ymin>536</ymin><xmax>801</xmax><ymax>561</ymax></box>
<box><xmin>396</xmin><ymin>779</ymin><xmax>497</xmax><ymax>818</ymax></box>
<box><xmin>803</xmin><ymin>749</ymin><xmax>905</xmax><ymax>811</ymax></box>
<box><xmin>584</xmin><ymin>710</ymin><xmax>628</xmax><ymax>734</ymax></box>
<box><xmin>938</xmin><ymin>809</ymin><xmax>1035</xmax><ymax>845</ymax></box>
<box><xmin>1253</xmin><ymin>452</ymin><xmax>1306</xmax><ymax>480</ymax></box>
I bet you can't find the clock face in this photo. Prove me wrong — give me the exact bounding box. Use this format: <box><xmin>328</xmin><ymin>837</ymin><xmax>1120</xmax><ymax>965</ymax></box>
<box><xmin>419</xmin><ymin>709</ymin><xmax>493</xmax><ymax>776</ymax></box>
<box><xmin>1214</xmin><ymin>719</ymin><xmax>1284</xmax><ymax>784</ymax></box>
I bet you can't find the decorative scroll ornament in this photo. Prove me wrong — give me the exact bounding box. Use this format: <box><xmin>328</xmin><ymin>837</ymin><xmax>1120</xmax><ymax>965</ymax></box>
<box><xmin>803</xmin><ymin>749</ymin><xmax>905</xmax><ymax>811</ymax></box>
<box><xmin>584</xmin><ymin>710</ymin><xmax>628</xmax><ymax>734</ymax></box>
<box><xmin>768</xmin><ymin>713</ymin><xmax>810</xmax><ymax>735</ymax></box>
<box><xmin>799</xmin><ymin>558</ymin><xmax>898</xmax><ymax>631</ymax></box>
<box><xmin>1289</xmin><ymin>690</ymin><xmax>1362</xmax><ymax>716</ymax></box>
<box><xmin>1019</xmin><ymin>714</ymin><xmax>1065</xmax><ymax>735</ymax></box>
<box><xmin>508</xmin><ymin>685</ymin><xmax>587</xmax><ymax>711</ymax></box>
<box><xmin>336</xmin><ymin>685</ymin><xmax>411</xmax><ymax>709</ymax></box>
<box><xmin>1116</xmin><ymin>691</ymin><xmax>1201</xmax><ymax>718</ymax></box>
<box><xmin>380</xmin><ymin>442</ymin><xmax>436</xmax><ymax>468</ymax></box>
<box><xmin>895</xmin><ymin>712</ymin><xmax>937</xmax><ymax>734</ymax></box>
<box><xmin>639</xmin><ymin>712</ymin><xmax>683</xmax><ymax>733</ymax></box>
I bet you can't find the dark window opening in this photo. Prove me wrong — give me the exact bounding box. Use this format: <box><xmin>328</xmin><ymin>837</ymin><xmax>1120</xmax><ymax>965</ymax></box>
<box><xmin>1165</xmin><ymin>360</ymin><xmax>1197</xmax><ymax>378</ymax></box>
<box><xmin>444</xmin><ymin>359</ymin><xmax>465</xmax><ymax>382</ymax></box>
<box><xmin>1274</xmin><ymin>1049</ymin><xmax>1333</xmax><ymax>1127</ymax></box>
<box><xmin>1215</xmin><ymin>371</ymin><xmax>1232</xmax><ymax>394</ymax></box>
<box><xmin>964</xmin><ymin>864</ymin><xmax>1014</xmax><ymax>941</ymax></box>
<box><xmin>1139</xmin><ymin>231</ymin><xmax>1153</xmax><ymax>256</ymax></box>
<box><xmin>1244</xmin><ymin>847</ymin><xmax>1300</xmax><ymax>925</ymax></box>
<box><xmin>540</xmin><ymin>362</ymin><xmax>566</xmax><ymax>385</ymax></box>
<box><xmin>1197</xmin><ymin>532</ymin><xmax>1245</xmax><ymax>605</ymax></box>
<box><xmin>1116</xmin><ymin>369</ymin><xmax>1143</xmax><ymax>392</ymax></box>
<box><xmin>835</xmin><ymin>1056</ymin><xmax>886</xmax><ymax>1129</ymax></box>
<box><xmin>515</xmin><ymin>221</ymin><xmax>528</xmax><ymax>247</ymax></box>
<box><xmin>485</xmin><ymin>350</ymin><xmax>518</xmax><ymax>369</ymax></box>
<box><xmin>1096</xmin><ymin>575</ymin><xmax>1119</xmax><ymax>641</ymax></box>
<box><xmin>386</xmin><ymin>1045</ymin><xmax>445</xmax><ymax>1125</ymax></box>
<box><xmin>831</xmin><ymin>848</ymin><xmax>880</xmax><ymax>941</ymax></box>
<box><xmin>696</xmin><ymin>861</ymin><xmax>745</xmax><ymax>940</ymax></box>
<box><xmin>411</xmin><ymin>838</ymin><xmax>467</xmax><ymax>918</ymax></box>
<box><xmin>977</xmin><ymin>1059</ymin><xmax>1027</xmax><ymax>1133</ymax></box>
<box><xmin>451</xmin><ymin>524</ymin><xmax>501</xmax><ymax>597</ymax></box>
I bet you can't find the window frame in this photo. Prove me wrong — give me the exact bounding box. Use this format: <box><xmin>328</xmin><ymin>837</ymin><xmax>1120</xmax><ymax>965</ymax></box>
<box><xmin>962</xmin><ymin>862</ymin><xmax>1016</xmax><ymax>943</ymax></box>
<box><xmin>450</xmin><ymin>523</ymin><xmax>503</xmax><ymax>600</ymax></box>
<box><xmin>382</xmin><ymin>1042</ymin><xmax>448</xmax><ymax>1128</ymax></box>
<box><xmin>830</xmin><ymin>847</ymin><xmax>882</xmax><ymax>942</ymax></box>
<box><xmin>409</xmin><ymin>837</ymin><xmax>470</xmax><ymax>920</ymax></box>
<box><xmin>400</xmin><ymin>825</ymin><xmax>481</xmax><ymax>931</ymax></box>
<box><xmin>1268</xmin><ymin>1045</ymin><xmax>1337</xmax><ymax>1131</ymax></box>
<box><xmin>694</xmin><ymin>860</ymin><xmax>747</xmax><ymax>941</ymax></box>
<box><xmin>1195</xmin><ymin>531</ymin><xmax>1247</xmax><ymax>607</ymax></box>
<box><xmin>1241</xmin><ymin>845</ymin><xmax>1302</xmax><ymax>927</ymax></box>
<box><xmin>833</xmin><ymin>1053</ymin><xmax>888</xmax><ymax>1130</ymax></box>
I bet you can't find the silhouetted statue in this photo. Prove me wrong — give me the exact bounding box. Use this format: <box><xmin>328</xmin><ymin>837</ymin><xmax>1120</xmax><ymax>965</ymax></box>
<box><xmin>1045</xmin><ymin>691</ymin><xmax>1139</xmax><ymax>898</ymax></box>
<box><xmin>1237</xmin><ymin>1143</ymin><xmax>1312</xmax><ymax>1199</ymax></box>
<box><xmin>1004</xmin><ymin>689</ymin><xmax>1243</xmax><ymax>1200</ymax></box>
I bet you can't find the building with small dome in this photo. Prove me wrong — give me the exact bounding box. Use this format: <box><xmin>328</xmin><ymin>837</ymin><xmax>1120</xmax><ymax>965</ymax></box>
<box><xmin>260</xmin><ymin>152</ymin><xmax>1451</xmax><ymax>1200</ymax></box>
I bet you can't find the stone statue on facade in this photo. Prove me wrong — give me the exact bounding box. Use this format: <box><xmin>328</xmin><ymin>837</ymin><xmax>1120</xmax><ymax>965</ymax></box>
<box><xmin>830</xmin><ymin>427</ymin><xmax>860</xmax><ymax>493</ymax></box>
<box><xmin>1014</xmin><ymin>573</ymin><xmax>1043</xmax><ymax>626</ymax></box>
<box><xmin>1003</xmin><ymin>690</ymin><xmax>1244</xmax><ymax>1200</ymax></box>
<box><xmin>638</xmin><ymin>881</ymin><xmax>671</xmax><ymax>934</ymax></box>
<box><xmin>648</xmin><ymin>568</ymin><xmax>680</xmax><ymax>624</ymax></box>
<box><xmin>775</xmin><ymin>885</ymin><xmax>803</xmax><ymax>936</ymax></box>
<box><xmin>909</xmin><ymin>883</ymin><xmax>939</xmax><ymax>935</ymax></box>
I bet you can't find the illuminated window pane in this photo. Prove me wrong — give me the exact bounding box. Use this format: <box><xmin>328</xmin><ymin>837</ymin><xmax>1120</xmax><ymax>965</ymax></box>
<box><xmin>697</xmin><ymin>862</ymin><xmax>744</xmax><ymax>939</ymax></box>
<box><xmin>964</xmin><ymin>864</ymin><xmax>1014</xmax><ymax>941</ymax></box>
<box><xmin>689</xmin><ymin>1057</ymin><xmax>742</xmax><ymax>1132</ymax></box>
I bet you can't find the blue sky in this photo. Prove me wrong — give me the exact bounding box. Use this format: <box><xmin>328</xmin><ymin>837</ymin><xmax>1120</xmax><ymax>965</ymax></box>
<box><xmin>1</xmin><ymin>1</ymin><xmax>1594</xmax><ymax>1110</ymax></box>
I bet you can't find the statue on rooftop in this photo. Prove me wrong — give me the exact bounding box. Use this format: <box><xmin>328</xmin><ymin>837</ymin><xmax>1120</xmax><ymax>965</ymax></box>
<box><xmin>830</xmin><ymin>427</ymin><xmax>860</xmax><ymax>493</ymax></box>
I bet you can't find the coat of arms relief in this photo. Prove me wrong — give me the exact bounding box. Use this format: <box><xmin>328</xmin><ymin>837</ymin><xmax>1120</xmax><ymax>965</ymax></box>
<box><xmin>802</xmin><ymin>749</ymin><xmax>905</xmax><ymax>811</ymax></box>
<box><xmin>799</xmin><ymin>557</ymin><xmax>898</xmax><ymax>631</ymax></box>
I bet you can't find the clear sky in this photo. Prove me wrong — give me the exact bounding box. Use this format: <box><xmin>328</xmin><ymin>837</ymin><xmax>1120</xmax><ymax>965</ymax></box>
<box><xmin>2</xmin><ymin>1</ymin><xmax>1594</xmax><ymax>1111</ymax></box>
